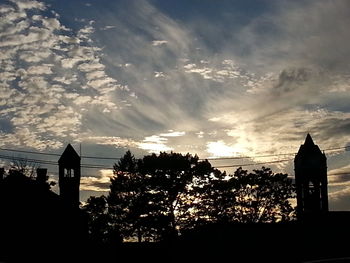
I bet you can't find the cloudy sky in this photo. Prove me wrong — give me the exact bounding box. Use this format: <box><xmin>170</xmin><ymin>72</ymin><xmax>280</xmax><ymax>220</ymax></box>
<box><xmin>1</xmin><ymin>0</ymin><xmax>350</xmax><ymax>208</ymax></box>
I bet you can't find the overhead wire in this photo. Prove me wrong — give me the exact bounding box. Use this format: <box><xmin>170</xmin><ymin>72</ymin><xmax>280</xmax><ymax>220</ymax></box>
<box><xmin>0</xmin><ymin>147</ymin><xmax>121</xmax><ymax>159</ymax></box>
<box><xmin>0</xmin><ymin>153</ymin><xmax>113</xmax><ymax>169</ymax></box>
<box><xmin>1</xmin><ymin>153</ymin><xmax>348</xmax><ymax>173</ymax></box>
<box><xmin>0</xmin><ymin>145</ymin><xmax>349</xmax><ymax>171</ymax></box>
<box><xmin>328</xmin><ymin>172</ymin><xmax>350</xmax><ymax>176</ymax></box>
<box><xmin>0</xmin><ymin>145</ymin><xmax>348</xmax><ymax>162</ymax></box>
<box><xmin>1</xmin><ymin>152</ymin><xmax>349</xmax><ymax>178</ymax></box>
<box><xmin>213</xmin><ymin>158</ymin><xmax>294</xmax><ymax>168</ymax></box>
<box><xmin>0</xmin><ymin>153</ymin><xmax>294</xmax><ymax>170</ymax></box>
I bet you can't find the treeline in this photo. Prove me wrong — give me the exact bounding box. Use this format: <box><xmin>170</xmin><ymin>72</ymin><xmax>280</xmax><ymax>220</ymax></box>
<box><xmin>83</xmin><ymin>151</ymin><xmax>295</xmax><ymax>244</ymax></box>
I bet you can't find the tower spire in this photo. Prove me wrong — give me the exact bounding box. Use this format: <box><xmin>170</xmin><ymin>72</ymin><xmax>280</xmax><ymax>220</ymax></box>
<box><xmin>304</xmin><ymin>133</ymin><xmax>315</xmax><ymax>146</ymax></box>
<box><xmin>294</xmin><ymin>134</ymin><xmax>328</xmax><ymax>220</ymax></box>
<box><xmin>58</xmin><ymin>144</ymin><xmax>81</xmax><ymax>208</ymax></box>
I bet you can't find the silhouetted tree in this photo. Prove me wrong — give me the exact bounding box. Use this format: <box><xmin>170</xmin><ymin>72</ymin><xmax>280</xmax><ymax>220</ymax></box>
<box><xmin>5</xmin><ymin>158</ymin><xmax>56</xmax><ymax>189</ymax></box>
<box><xmin>190</xmin><ymin>160</ymin><xmax>233</xmax><ymax>225</ymax></box>
<box><xmin>231</xmin><ymin>167</ymin><xmax>295</xmax><ymax>223</ymax></box>
<box><xmin>108</xmin><ymin>151</ymin><xmax>218</xmax><ymax>241</ymax></box>
<box><xmin>136</xmin><ymin>152</ymin><xmax>199</xmax><ymax>240</ymax></box>
<box><xmin>84</xmin><ymin>195</ymin><xmax>121</xmax><ymax>245</ymax></box>
<box><xmin>106</xmin><ymin>151</ymin><xmax>295</xmax><ymax>242</ymax></box>
<box><xmin>107</xmin><ymin>151</ymin><xmax>148</xmax><ymax>242</ymax></box>
<box><xmin>10</xmin><ymin>157</ymin><xmax>38</xmax><ymax>178</ymax></box>
<box><xmin>190</xmin><ymin>166</ymin><xmax>295</xmax><ymax>224</ymax></box>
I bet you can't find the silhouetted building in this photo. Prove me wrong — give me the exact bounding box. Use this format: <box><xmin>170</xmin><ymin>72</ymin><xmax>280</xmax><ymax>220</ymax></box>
<box><xmin>0</xmin><ymin>165</ymin><xmax>88</xmax><ymax>262</ymax></box>
<box><xmin>0</xmin><ymin>168</ymin><xmax>4</xmax><ymax>182</ymax></box>
<box><xmin>294</xmin><ymin>134</ymin><xmax>328</xmax><ymax>220</ymax></box>
<box><xmin>58</xmin><ymin>144</ymin><xmax>81</xmax><ymax>208</ymax></box>
<box><xmin>36</xmin><ymin>168</ymin><xmax>47</xmax><ymax>183</ymax></box>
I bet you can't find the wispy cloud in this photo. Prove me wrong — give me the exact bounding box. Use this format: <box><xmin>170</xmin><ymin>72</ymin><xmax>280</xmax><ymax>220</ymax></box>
<box><xmin>1</xmin><ymin>0</ymin><xmax>350</xmax><ymax>205</ymax></box>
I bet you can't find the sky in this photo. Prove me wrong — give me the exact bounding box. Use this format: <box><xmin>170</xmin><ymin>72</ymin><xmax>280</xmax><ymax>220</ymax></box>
<box><xmin>1</xmin><ymin>0</ymin><xmax>350</xmax><ymax>209</ymax></box>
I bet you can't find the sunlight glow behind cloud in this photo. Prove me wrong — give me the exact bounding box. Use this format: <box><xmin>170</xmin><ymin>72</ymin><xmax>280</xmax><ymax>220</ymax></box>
<box><xmin>206</xmin><ymin>141</ymin><xmax>247</xmax><ymax>158</ymax></box>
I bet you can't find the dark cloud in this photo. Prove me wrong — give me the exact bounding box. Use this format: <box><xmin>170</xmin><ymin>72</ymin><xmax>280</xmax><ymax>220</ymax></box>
<box><xmin>330</xmin><ymin>196</ymin><xmax>350</xmax><ymax>211</ymax></box>
<box><xmin>316</xmin><ymin>118</ymin><xmax>350</xmax><ymax>142</ymax></box>
<box><xmin>329</xmin><ymin>185</ymin><xmax>350</xmax><ymax>211</ymax></box>
<box><xmin>230</xmin><ymin>0</ymin><xmax>350</xmax><ymax>73</ymax></box>
<box><xmin>329</xmin><ymin>174</ymin><xmax>350</xmax><ymax>185</ymax></box>
<box><xmin>273</xmin><ymin>68</ymin><xmax>312</xmax><ymax>94</ymax></box>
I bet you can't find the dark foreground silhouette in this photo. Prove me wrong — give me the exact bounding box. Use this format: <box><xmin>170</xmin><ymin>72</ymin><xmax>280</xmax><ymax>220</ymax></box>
<box><xmin>1</xmin><ymin>170</ymin><xmax>350</xmax><ymax>262</ymax></box>
<box><xmin>1</xmin><ymin>135</ymin><xmax>350</xmax><ymax>262</ymax></box>
<box><xmin>0</xmin><ymin>169</ymin><xmax>88</xmax><ymax>262</ymax></box>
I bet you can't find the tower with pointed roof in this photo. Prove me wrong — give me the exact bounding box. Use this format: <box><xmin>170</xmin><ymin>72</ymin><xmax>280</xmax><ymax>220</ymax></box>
<box><xmin>294</xmin><ymin>134</ymin><xmax>328</xmax><ymax>219</ymax></box>
<box><xmin>58</xmin><ymin>144</ymin><xmax>81</xmax><ymax>208</ymax></box>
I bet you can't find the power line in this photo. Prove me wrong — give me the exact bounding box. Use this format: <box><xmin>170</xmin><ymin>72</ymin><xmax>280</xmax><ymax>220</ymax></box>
<box><xmin>0</xmin><ymin>148</ymin><xmax>61</xmax><ymax>157</ymax></box>
<box><xmin>2</xmin><ymin>153</ymin><xmax>350</xmax><ymax>178</ymax></box>
<box><xmin>0</xmin><ymin>154</ymin><xmax>114</xmax><ymax>169</ymax></box>
<box><xmin>0</xmin><ymin>145</ymin><xmax>349</xmax><ymax>170</ymax></box>
<box><xmin>1</xmin><ymin>145</ymin><xmax>348</xmax><ymax>162</ymax></box>
<box><xmin>324</xmin><ymin>146</ymin><xmax>350</xmax><ymax>151</ymax></box>
<box><xmin>213</xmin><ymin>158</ymin><xmax>294</xmax><ymax>168</ymax></box>
<box><xmin>0</xmin><ymin>147</ymin><xmax>121</xmax><ymax>160</ymax></box>
<box><xmin>328</xmin><ymin>171</ymin><xmax>350</xmax><ymax>176</ymax></box>
<box><xmin>0</xmin><ymin>151</ymin><xmax>294</xmax><ymax>168</ymax></box>
<box><xmin>44</xmin><ymin>170</ymin><xmax>350</xmax><ymax>178</ymax></box>
<box><xmin>0</xmin><ymin>154</ymin><xmax>57</xmax><ymax>166</ymax></box>
<box><xmin>200</xmin><ymin>153</ymin><xmax>294</xmax><ymax>161</ymax></box>
<box><xmin>0</xmin><ymin>153</ymin><xmax>293</xmax><ymax>170</ymax></box>
<box><xmin>201</xmin><ymin>146</ymin><xmax>350</xmax><ymax>161</ymax></box>
<box><xmin>45</xmin><ymin>171</ymin><xmax>114</xmax><ymax>177</ymax></box>
<box><xmin>44</xmin><ymin>169</ymin><xmax>350</xmax><ymax>180</ymax></box>
<box><xmin>45</xmin><ymin>170</ymin><xmax>350</xmax><ymax>177</ymax></box>
<box><xmin>287</xmin><ymin>171</ymin><xmax>350</xmax><ymax>178</ymax></box>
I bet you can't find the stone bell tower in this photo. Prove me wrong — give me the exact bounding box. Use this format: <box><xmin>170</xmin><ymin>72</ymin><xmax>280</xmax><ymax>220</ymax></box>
<box><xmin>58</xmin><ymin>144</ymin><xmax>81</xmax><ymax>208</ymax></box>
<box><xmin>294</xmin><ymin>134</ymin><xmax>328</xmax><ymax>220</ymax></box>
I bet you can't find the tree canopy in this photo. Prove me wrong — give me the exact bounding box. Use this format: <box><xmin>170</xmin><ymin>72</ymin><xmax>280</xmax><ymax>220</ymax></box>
<box><xmin>84</xmin><ymin>151</ymin><xmax>295</xmax><ymax>243</ymax></box>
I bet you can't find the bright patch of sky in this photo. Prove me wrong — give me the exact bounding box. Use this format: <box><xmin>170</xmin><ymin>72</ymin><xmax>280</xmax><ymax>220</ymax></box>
<box><xmin>1</xmin><ymin>0</ymin><xmax>350</xmax><ymax>208</ymax></box>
